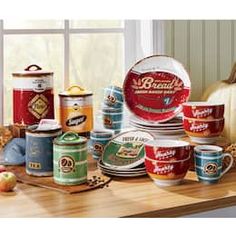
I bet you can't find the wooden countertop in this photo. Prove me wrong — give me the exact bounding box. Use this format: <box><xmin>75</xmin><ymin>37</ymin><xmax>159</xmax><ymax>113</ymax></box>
<box><xmin>1</xmin><ymin>157</ymin><xmax>236</xmax><ymax>217</ymax></box>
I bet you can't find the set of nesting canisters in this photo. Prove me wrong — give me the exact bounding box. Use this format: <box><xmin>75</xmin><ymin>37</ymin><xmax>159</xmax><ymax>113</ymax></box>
<box><xmin>25</xmin><ymin>124</ymin><xmax>62</xmax><ymax>176</ymax></box>
<box><xmin>59</xmin><ymin>85</ymin><xmax>93</xmax><ymax>138</ymax></box>
<box><xmin>101</xmin><ymin>85</ymin><xmax>124</xmax><ymax>134</ymax></box>
<box><xmin>53</xmin><ymin>132</ymin><xmax>88</xmax><ymax>185</ymax></box>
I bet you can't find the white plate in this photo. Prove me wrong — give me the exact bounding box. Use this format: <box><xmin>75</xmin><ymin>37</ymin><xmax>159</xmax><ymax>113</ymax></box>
<box><xmin>129</xmin><ymin>122</ymin><xmax>184</xmax><ymax>131</ymax></box>
<box><xmin>129</xmin><ymin>116</ymin><xmax>183</xmax><ymax>127</ymax></box>
<box><xmin>152</xmin><ymin>133</ymin><xmax>187</xmax><ymax>140</ymax></box>
<box><xmin>101</xmin><ymin>170</ymin><xmax>147</xmax><ymax>177</ymax></box>
<box><xmin>102</xmin><ymin>130</ymin><xmax>154</xmax><ymax>170</ymax></box>
<box><xmin>98</xmin><ymin>160</ymin><xmax>146</xmax><ymax>172</ymax></box>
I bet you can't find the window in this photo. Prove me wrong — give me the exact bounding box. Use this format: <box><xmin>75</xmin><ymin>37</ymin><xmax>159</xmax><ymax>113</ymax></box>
<box><xmin>0</xmin><ymin>20</ymin><xmax>142</xmax><ymax>125</ymax></box>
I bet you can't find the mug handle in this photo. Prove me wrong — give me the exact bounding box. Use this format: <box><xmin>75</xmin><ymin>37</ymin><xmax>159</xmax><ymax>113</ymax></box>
<box><xmin>221</xmin><ymin>153</ymin><xmax>234</xmax><ymax>176</ymax></box>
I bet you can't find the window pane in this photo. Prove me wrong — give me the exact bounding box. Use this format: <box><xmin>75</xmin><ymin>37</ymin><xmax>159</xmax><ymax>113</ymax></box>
<box><xmin>70</xmin><ymin>33</ymin><xmax>125</xmax><ymax>113</ymax></box>
<box><xmin>4</xmin><ymin>35</ymin><xmax>64</xmax><ymax>124</ymax></box>
<box><xmin>4</xmin><ymin>20</ymin><xmax>64</xmax><ymax>29</ymax></box>
<box><xmin>70</xmin><ymin>20</ymin><xmax>124</xmax><ymax>28</ymax></box>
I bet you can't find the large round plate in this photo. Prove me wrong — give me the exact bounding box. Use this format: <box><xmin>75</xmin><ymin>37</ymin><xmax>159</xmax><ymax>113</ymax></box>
<box><xmin>102</xmin><ymin>130</ymin><xmax>154</xmax><ymax>170</ymax></box>
<box><xmin>124</xmin><ymin>55</ymin><xmax>191</xmax><ymax>122</ymax></box>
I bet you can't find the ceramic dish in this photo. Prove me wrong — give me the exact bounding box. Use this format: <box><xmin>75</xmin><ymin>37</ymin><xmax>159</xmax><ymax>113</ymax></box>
<box><xmin>129</xmin><ymin>115</ymin><xmax>183</xmax><ymax>127</ymax></box>
<box><xmin>98</xmin><ymin>160</ymin><xmax>146</xmax><ymax>172</ymax></box>
<box><xmin>124</xmin><ymin>55</ymin><xmax>191</xmax><ymax>122</ymax></box>
<box><xmin>102</xmin><ymin>130</ymin><xmax>154</xmax><ymax>170</ymax></box>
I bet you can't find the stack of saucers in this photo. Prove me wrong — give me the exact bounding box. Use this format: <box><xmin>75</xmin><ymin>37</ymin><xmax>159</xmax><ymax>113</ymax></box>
<box><xmin>98</xmin><ymin>130</ymin><xmax>155</xmax><ymax>177</ymax></box>
<box><xmin>129</xmin><ymin>115</ymin><xmax>186</xmax><ymax>140</ymax></box>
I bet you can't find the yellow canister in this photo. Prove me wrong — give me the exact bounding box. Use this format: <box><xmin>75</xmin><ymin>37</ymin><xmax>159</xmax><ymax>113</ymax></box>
<box><xmin>59</xmin><ymin>85</ymin><xmax>93</xmax><ymax>137</ymax></box>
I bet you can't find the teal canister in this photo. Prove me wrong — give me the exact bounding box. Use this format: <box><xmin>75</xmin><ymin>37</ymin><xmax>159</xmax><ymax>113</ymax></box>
<box><xmin>53</xmin><ymin>131</ymin><xmax>88</xmax><ymax>185</ymax></box>
<box><xmin>26</xmin><ymin>124</ymin><xmax>62</xmax><ymax>176</ymax></box>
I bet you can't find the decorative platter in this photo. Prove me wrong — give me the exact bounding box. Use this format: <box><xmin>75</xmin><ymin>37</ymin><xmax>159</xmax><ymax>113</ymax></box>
<box><xmin>102</xmin><ymin>130</ymin><xmax>154</xmax><ymax>170</ymax></box>
<box><xmin>124</xmin><ymin>55</ymin><xmax>191</xmax><ymax>122</ymax></box>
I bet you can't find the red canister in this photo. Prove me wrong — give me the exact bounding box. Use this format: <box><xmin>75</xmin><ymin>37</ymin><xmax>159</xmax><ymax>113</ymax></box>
<box><xmin>13</xmin><ymin>64</ymin><xmax>54</xmax><ymax>125</ymax></box>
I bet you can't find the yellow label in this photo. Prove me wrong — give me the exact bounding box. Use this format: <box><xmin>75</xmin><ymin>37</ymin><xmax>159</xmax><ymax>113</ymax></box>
<box><xmin>60</xmin><ymin>106</ymin><xmax>93</xmax><ymax>133</ymax></box>
<box><xmin>28</xmin><ymin>162</ymin><xmax>41</xmax><ymax>169</ymax></box>
<box><xmin>28</xmin><ymin>94</ymin><xmax>49</xmax><ymax>119</ymax></box>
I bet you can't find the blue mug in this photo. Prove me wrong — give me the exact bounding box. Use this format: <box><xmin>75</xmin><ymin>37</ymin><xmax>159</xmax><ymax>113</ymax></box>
<box><xmin>104</xmin><ymin>86</ymin><xmax>123</xmax><ymax>108</ymax></box>
<box><xmin>90</xmin><ymin>130</ymin><xmax>114</xmax><ymax>160</ymax></box>
<box><xmin>102</xmin><ymin>106</ymin><xmax>123</xmax><ymax>133</ymax></box>
<box><xmin>194</xmin><ymin>145</ymin><xmax>233</xmax><ymax>184</ymax></box>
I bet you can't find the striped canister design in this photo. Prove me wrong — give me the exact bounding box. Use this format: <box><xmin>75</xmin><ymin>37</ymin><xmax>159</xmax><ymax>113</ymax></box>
<box><xmin>53</xmin><ymin>131</ymin><xmax>88</xmax><ymax>185</ymax></box>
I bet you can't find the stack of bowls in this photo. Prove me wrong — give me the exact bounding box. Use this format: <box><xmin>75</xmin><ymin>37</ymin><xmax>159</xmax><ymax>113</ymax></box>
<box><xmin>144</xmin><ymin>140</ymin><xmax>191</xmax><ymax>186</ymax></box>
<box><xmin>183</xmin><ymin>102</ymin><xmax>224</xmax><ymax>144</ymax></box>
<box><xmin>101</xmin><ymin>86</ymin><xmax>124</xmax><ymax>134</ymax></box>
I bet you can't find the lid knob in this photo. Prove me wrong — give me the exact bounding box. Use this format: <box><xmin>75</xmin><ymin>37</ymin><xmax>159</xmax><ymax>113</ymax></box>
<box><xmin>60</xmin><ymin>131</ymin><xmax>80</xmax><ymax>142</ymax></box>
<box><xmin>24</xmin><ymin>64</ymin><xmax>42</xmax><ymax>71</ymax></box>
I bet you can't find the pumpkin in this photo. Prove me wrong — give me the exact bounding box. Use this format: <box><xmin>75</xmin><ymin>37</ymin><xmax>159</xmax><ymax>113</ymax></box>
<box><xmin>202</xmin><ymin>63</ymin><xmax>236</xmax><ymax>143</ymax></box>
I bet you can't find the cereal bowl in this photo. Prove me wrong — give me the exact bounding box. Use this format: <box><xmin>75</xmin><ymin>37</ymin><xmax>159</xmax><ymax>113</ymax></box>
<box><xmin>145</xmin><ymin>156</ymin><xmax>190</xmax><ymax>186</ymax></box>
<box><xmin>183</xmin><ymin>102</ymin><xmax>224</xmax><ymax>120</ymax></box>
<box><xmin>183</xmin><ymin>117</ymin><xmax>224</xmax><ymax>144</ymax></box>
<box><xmin>144</xmin><ymin>140</ymin><xmax>190</xmax><ymax>161</ymax></box>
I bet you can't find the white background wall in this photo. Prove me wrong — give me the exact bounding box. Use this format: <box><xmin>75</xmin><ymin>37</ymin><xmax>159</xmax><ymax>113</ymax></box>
<box><xmin>162</xmin><ymin>20</ymin><xmax>236</xmax><ymax>101</ymax></box>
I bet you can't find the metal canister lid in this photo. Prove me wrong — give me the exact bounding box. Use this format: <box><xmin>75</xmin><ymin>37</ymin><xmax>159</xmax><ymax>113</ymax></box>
<box><xmin>26</xmin><ymin>124</ymin><xmax>62</xmax><ymax>134</ymax></box>
<box><xmin>54</xmin><ymin>131</ymin><xmax>87</xmax><ymax>145</ymax></box>
<box><xmin>59</xmin><ymin>85</ymin><xmax>92</xmax><ymax>97</ymax></box>
<box><xmin>12</xmin><ymin>64</ymin><xmax>53</xmax><ymax>77</ymax></box>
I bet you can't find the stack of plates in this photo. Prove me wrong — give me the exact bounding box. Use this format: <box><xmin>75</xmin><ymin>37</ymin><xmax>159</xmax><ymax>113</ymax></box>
<box><xmin>129</xmin><ymin>115</ymin><xmax>186</xmax><ymax>140</ymax></box>
<box><xmin>98</xmin><ymin>160</ymin><xmax>146</xmax><ymax>177</ymax></box>
<box><xmin>98</xmin><ymin>130</ymin><xmax>155</xmax><ymax>177</ymax></box>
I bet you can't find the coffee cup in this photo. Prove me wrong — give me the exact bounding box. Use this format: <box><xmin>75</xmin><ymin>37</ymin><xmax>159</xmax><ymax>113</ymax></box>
<box><xmin>194</xmin><ymin>145</ymin><xmax>233</xmax><ymax>184</ymax></box>
<box><xmin>90</xmin><ymin>130</ymin><xmax>114</xmax><ymax>160</ymax></box>
<box><xmin>104</xmin><ymin>85</ymin><xmax>123</xmax><ymax>108</ymax></box>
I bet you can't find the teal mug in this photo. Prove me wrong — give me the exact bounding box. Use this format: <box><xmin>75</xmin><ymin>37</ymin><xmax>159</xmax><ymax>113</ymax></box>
<box><xmin>194</xmin><ymin>145</ymin><xmax>234</xmax><ymax>184</ymax></box>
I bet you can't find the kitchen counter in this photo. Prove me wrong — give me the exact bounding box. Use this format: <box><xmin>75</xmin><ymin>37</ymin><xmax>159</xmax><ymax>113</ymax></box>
<box><xmin>1</xmin><ymin>157</ymin><xmax>236</xmax><ymax>217</ymax></box>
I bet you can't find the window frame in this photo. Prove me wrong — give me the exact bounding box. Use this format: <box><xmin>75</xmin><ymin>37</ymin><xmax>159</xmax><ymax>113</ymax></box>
<box><xmin>0</xmin><ymin>19</ymin><xmax>155</xmax><ymax>125</ymax></box>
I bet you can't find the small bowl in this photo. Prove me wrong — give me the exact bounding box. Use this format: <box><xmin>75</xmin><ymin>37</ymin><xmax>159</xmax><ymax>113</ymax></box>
<box><xmin>144</xmin><ymin>139</ymin><xmax>190</xmax><ymax>161</ymax></box>
<box><xmin>183</xmin><ymin>102</ymin><xmax>224</xmax><ymax>120</ymax></box>
<box><xmin>145</xmin><ymin>156</ymin><xmax>190</xmax><ymax>186</ymax></box>
<box><xmin>183</xmin><ymin>117</ymin><xmax>224</xmax><ymax>144</ymax></box>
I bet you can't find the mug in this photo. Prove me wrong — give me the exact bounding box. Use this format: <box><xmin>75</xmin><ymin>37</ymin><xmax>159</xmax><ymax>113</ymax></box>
<box><xmin>104</xmin><ymin>85</ymin><xmax>123</xmax><ymax>108</ymax></box>
<box><xmin>102</xmin><ymin>106</ymin><xmax>123</xmax><ymax>133</ymax></box>
<box><xmin>90</xmin><ymin>130</ymin><xmax>114</xmax><ymax>160</ymax></box>
<box><xmin>194</xmin><ymin>145</ymin><xmax>233</xmax><ymax>184</ymax></box>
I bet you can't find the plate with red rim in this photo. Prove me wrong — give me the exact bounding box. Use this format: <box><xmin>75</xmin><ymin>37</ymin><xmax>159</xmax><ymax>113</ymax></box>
<box><xmin>124</xmin><ymin>55</ymin><xmax>191</xmax><ymax>122</ymax></box>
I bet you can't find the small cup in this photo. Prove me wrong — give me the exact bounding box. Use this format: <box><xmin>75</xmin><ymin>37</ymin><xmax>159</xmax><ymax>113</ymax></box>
<box><xmin>102</xmin><ymin>106</ymin><xmax>123</xmax><ymax>133</ymax></box>
<box><xmin>90</xmin><ymin>130</ymin><xmax>114</xmax><ymax>160</ymax></box>
<box><xmin>104</xmin><ymin>86</ymin><xmax>123</xmax><ymax>108</ymax></box>
<box><xmin>194</xmin><ymin>145</ymin><xmax>233</xmax><ymax>184</ymax></box>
